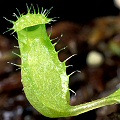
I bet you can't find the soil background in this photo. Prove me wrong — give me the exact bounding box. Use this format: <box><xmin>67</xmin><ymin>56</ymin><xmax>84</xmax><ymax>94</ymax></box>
<box><xmin>0</xmin><ymin>0</ymin><xmax>120</xmax><ymax>120</ymax></box>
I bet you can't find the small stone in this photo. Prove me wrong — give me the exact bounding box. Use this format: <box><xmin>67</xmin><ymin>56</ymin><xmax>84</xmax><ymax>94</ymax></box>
<box><xmin>86</xmin><ymin>50</ymin><xmax>104</xmax><ymax>67</ymax></box>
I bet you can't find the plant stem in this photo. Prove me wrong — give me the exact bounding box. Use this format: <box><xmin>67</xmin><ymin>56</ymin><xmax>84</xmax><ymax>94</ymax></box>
<box><xmin>69</xmin><ymin>89</ymin><xmax>120</xmax><ymax>117</ymax></box>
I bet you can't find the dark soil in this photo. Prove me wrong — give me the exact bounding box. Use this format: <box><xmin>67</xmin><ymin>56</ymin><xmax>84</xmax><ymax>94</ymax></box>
<box><xmin>0</xmin><ymin>15</ymin><xmax>120</xmax><ymax>120</ymax></box>
<box><xmin>0</xmin><ymin>0</ymin><xmax>120</xmax><ymax>119</ymax></box>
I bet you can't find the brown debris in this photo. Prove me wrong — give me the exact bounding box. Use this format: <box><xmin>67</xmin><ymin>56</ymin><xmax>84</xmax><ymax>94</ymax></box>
<box><xmin>0</xmin><ymin>72</ymin><xmax>22</xmax><ymax>93</ymax></box>
<box><xmin>88</xmin><ymin>16</ymin><xmax>120</xmax><ymax>46</ymax></box>
<box><xmin>87</xmin><ymin>67</ymin><xmax>105</xmax><ymax>92</ymax></box>
<box><xmin>0</xmin><ymin>15</ymin><xmax>120</xmax><ymax>119</ymax></box>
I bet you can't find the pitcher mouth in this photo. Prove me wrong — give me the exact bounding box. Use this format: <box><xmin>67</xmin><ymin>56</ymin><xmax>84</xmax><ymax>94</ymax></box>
<box><xmin>12</xmin><ymin>13</ymin><xmax>52</xmax><ymax>32</ymax></box>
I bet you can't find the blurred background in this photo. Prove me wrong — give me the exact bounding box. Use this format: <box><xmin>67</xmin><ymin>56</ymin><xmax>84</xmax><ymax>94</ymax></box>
<box><xmin>0</xmin><ymin>0</ymin><xmax>119</xmax><ymax>36</ymax></box>
<box><xmin>0</xmin><ymin>0</ymin><xmax>120</xmax><ymax>120</ymax></box>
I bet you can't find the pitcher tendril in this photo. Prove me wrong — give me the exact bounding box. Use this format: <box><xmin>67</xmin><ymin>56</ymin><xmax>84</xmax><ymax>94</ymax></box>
<box><xmin>7</xmin><ymin>5</ymin><xmax>120</xmax><ymax>118</ymax></box>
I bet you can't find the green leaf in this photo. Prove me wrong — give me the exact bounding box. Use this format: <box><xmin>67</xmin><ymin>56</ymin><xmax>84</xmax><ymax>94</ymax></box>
<box><xmin>9</xmin><ymin>5</ymin><xmax>120</xmax><ymax>118</ymax></box>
